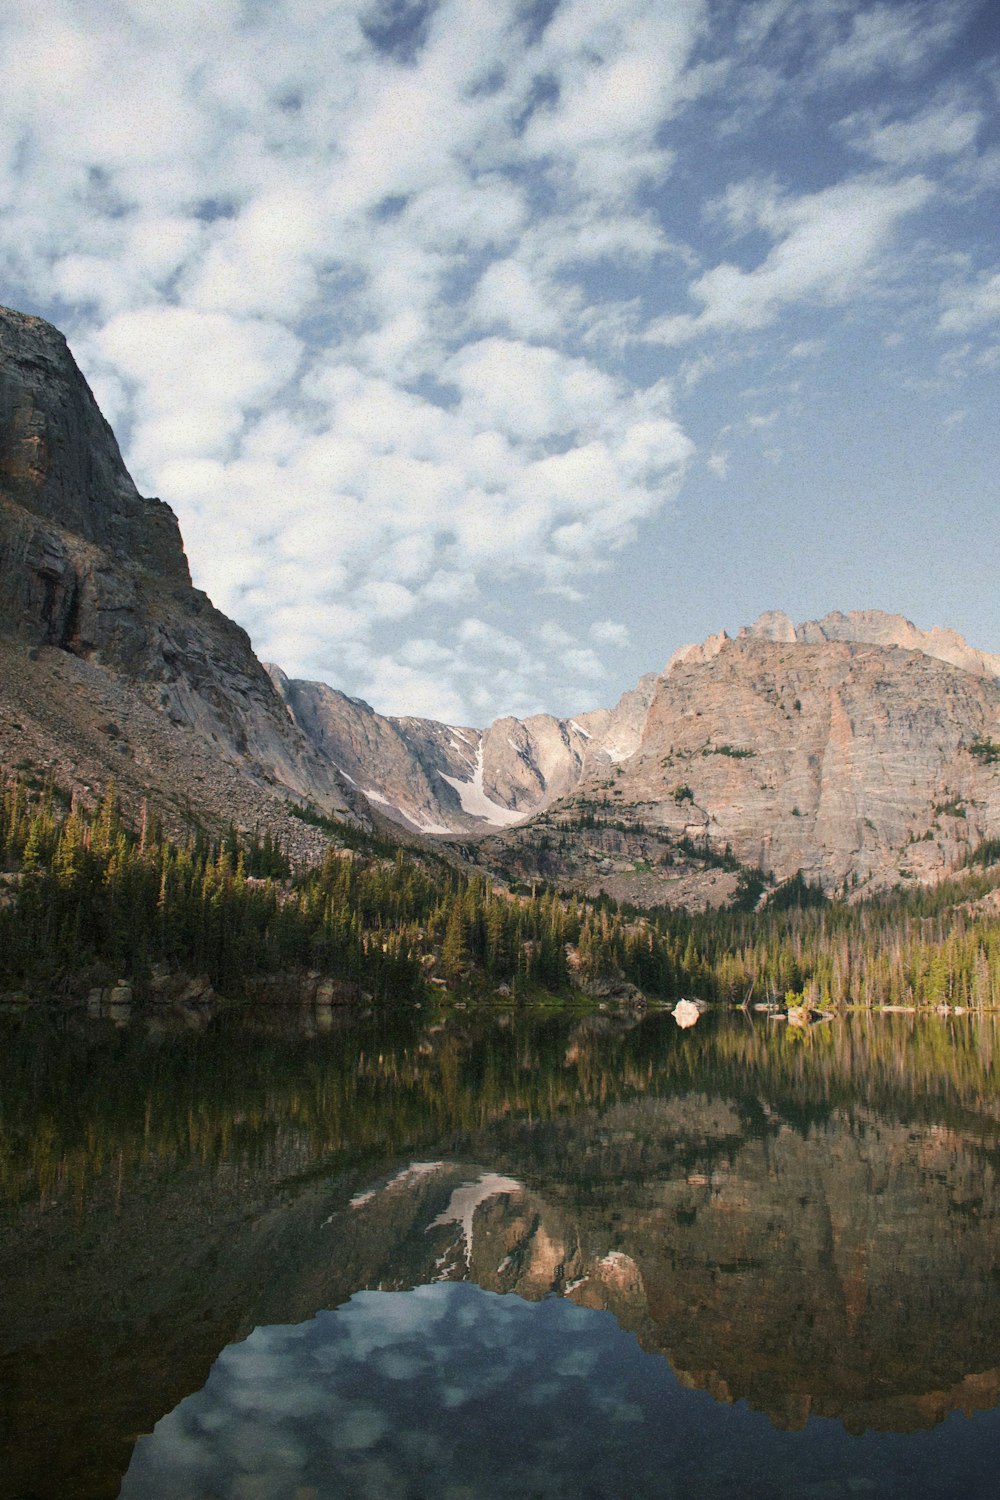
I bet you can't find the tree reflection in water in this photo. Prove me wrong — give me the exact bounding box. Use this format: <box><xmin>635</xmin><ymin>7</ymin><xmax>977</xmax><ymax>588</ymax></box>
<box><xmin>2</xmin><ymin>1005</ymin><xmax>1000</xmax><ymax>1499</ymax></box>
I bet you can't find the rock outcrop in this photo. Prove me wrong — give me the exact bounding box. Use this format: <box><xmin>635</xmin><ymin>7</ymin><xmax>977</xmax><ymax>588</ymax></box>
<box><xmin>592</xmin><ymin>628</ymin><xmax>1000</xmax><ymax>893</ymax></box>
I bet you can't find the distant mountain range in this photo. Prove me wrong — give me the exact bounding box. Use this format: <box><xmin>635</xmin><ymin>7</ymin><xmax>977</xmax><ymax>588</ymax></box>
<box><xmin>3</xmin><ymin>303</ymin><xmax>1000</xmax><ymax>905</ymax></box>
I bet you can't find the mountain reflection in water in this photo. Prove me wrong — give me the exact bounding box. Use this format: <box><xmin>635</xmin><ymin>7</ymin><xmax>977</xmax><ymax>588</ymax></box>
<box><xmin>2</xmin><ymin>1005</ymin><xmax>1000</xmax><ymax>1499</ymax></box>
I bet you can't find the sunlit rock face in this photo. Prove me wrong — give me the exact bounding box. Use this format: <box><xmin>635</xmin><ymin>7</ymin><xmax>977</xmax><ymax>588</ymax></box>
<box><xmin>613</xmin><ymin>630</ymin><xmax>1000</xmax><ymax>892</ymax></box>
<box><xmin>486</xmin><ymin>615</ymin><xmax>1000</xmax><ymax>901</ymax></box>
<box><xmin>268</xmin><ymin>666</ymin><xmax>659</xmax><ymax>836</ymax></box>
<box><xmin>275</xmin><ymin>606</ymin><xmax>1000</xmax><ymax>895</ymax></box>
<box><xmin>0</xmin><ymin>306</ymin><xmax>360</xmax><ymax>835</ymax></box>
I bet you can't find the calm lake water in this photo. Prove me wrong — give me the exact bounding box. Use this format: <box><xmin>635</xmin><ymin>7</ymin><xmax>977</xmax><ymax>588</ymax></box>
<box><xmin>3</xmin><ymin>1003</ymin><xmax>1000</xmax><ymax>1499</ymax></box>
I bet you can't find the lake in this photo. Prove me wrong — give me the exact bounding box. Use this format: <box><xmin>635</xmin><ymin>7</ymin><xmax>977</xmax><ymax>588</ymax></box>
<box><xmin>2</xmin><ymin>1002</ymin><xmax>1000</xmax><ymax>1499</ymax></box>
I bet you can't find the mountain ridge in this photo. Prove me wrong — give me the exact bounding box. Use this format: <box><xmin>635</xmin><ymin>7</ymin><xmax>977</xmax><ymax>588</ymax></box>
<box><xmin>0</xmin><ymin>304</ymin><xmax>366</xmax><ymax>853</ymax></box>
<box><xmin>273</xmin><ymin>609</ymin><xmax>1000</xmax><ymax>872</ymax></box>
<box><xmin>4</xmin><ymin>302</ymin><xmax>1000</xmax><ymax>905</ymax></box>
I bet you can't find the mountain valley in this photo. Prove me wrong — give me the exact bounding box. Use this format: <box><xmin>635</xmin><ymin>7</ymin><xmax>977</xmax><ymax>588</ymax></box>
<box><xmin>3</xmin><ymin>303</ymin><xmax>1000</xmax><ymax>909</ymax></box>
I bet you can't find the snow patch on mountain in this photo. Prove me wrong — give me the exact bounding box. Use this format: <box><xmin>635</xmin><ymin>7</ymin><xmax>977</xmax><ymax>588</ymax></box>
<box><xmin>441</xmin><ymin>744</ymin><xmax>527</xmax><ymax>827</ymax></box>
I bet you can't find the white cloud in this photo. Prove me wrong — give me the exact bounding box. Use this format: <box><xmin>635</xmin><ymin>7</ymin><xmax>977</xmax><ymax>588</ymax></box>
<box><xmin>538</xmin><ymin>620</ymin><xmax>577</xmax><ymax>650</ymax></box>
<box><xmin>0</xmin><ymin>0</ymin><xmax>992</xmax><ymax>722</ymax></box>
<box><xmin>518</xmin><ymin>0</ymin><xmax>709</xmax><ymax>201</ymax></box>
<box><xmin>356</xmin><ymin>580</ymin><xmax>418</xmax><ymax>621</ymax></box>
<box><xmin>468</xmin><ymin>258</ymin><xmax>579</xmax><ymax>340</ymax></box>
<box><xmin>358</xmin><ymin>654</ymin><xmax>471</xmax><ymax>723</ymax></box>
<box><xmin>817</xmin><ymin>2</ymin><xmax>968</xmax><ymax>83</ymax></box>
<box><xmin>561</xmin><ymin>647</ymin><xmax>608</xmax><ymax>680</ymax></box>
<box><xmin>648</xmin><ymin>173</ymin><xmax>934</xmax><ymax>344</ymax></box>
<box><xmin>845</xmin><ymin>96</ymin><xmax>983</xmax><ymax>167</ymax></box>
<box><xmin>91</xmin><ymin>307</ymin><xmax>302</xmax><ymax>470</ymax></box>
<box><xmin>787</xmin><ymin>338</ymin><xmax>826</xmax><ymax>359</ymax></box>
<box><xmin>590</xmin><ymin>618</ymin><xmax>631</xmax><ymax>647</ymax></box>
<box><xmin>939</xmin><ymin>270</ymin><xmax>1000</xmax><ymax>333</ymax></box>
<box><xmin>443</xmin><ymin>338</ymin><xmax>621</xmax><ymax>444</ymax></box>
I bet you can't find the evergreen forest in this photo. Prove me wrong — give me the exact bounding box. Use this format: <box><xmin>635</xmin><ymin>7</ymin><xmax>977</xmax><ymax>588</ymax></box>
<box><xmin>3</xmin><ymin>771</ymin><xmax>1000</xmax><ymax>1012</ymax></box>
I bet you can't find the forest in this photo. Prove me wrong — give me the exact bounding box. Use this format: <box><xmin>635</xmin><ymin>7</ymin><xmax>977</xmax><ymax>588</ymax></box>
<box><xmin>3</xmin><ymin>771</ymin><xmax>1000</xmax><ymax>1011</ymax></box>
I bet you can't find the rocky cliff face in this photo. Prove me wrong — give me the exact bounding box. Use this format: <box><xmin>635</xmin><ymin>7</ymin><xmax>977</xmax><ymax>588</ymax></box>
<box><xmin>268</xmin><ymin>664</ymin><xmax>658</xmax><ymax>836</ymax></box>
<box><xmin>594</xmin><ymin>627</ymin><xmax>1000</xmax><ymax>893</ymax></box>
<box><xmin>274</xmin><ymin>602</ymin><xmax>1000</xmax><ymax>896</ymax></box>
<box><xmin>0</xmin><ymin>307</ymin><xmax>189</xmax><ymax>661</ymax></box>
<box><xmin>481</xmin><ymin>613</ymin><xmax>1000</xmax><ymax>903</ymax></box>
<box><xmin>0</xmin><ymin>306</ymin><xmax>361</xmax><ymax>839</ymax></box>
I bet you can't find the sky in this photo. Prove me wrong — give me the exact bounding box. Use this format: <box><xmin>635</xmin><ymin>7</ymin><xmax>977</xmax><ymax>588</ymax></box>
<box><xmin>1</xmin><ymin>0</ymin><xmax>998</xmax><ymax>726</ymax></box>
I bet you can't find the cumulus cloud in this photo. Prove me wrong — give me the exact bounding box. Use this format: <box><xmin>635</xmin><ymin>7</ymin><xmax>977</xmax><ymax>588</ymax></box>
<box><xmin>816</xmin><ymin>2</ymin><xmax>969</xmax><ymax>83</ymax></box>
<box><xmin>0</xmin><ymin>0</ymin><xmax>991</xmax><ymax>721</ymax></box>
<box><xmin>590</xmin><ymin>619</ymin><xmax>631</xmax><ymax>647</ymax></box>
<box><xmin>647</xmin><ymin>174</ymin><xmax>934</xmax><ymax>344</ymax></box>
<box><xmin>844</xmin><ymin>96</ymin><xmax>983</xmax><ymax>166</ymax></box>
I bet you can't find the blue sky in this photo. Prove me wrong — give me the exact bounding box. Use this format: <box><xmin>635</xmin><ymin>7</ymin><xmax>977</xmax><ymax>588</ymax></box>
<box><xmin>1</xmin><ymin>0</ymin><xmax>997</xmax><ymax>723</ymax></box>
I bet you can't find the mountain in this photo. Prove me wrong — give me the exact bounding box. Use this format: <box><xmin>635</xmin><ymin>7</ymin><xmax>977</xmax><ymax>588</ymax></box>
<box><xmin>482</xmin><ymin>611</ymin><xmax>1000</xmax><ymax>903</ymax></box>
<box><xmin>267</xmin><ymin>663</ymin><xmax>657</xmax><ymax>835</ymax></box>
<box><xmin>275</xmin><ymin>605</ymin><xmax>1000</xmax><ymax>902</ymax></box>
<box><xmin>0</xmin><ymin>305</ymin><xmax>363</xmax><ymax>850</ymax></box>
<box><xmin>4</xmin><ymin>302</ymin><xmax>1000</xmax><ymax>905</ymax></box>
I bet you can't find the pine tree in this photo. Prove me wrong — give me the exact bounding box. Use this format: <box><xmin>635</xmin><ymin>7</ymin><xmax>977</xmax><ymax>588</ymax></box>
<box><xmin>442</xmin><ymin>899</ymin><xmax>467</xmax><ymax>982</ymax></box>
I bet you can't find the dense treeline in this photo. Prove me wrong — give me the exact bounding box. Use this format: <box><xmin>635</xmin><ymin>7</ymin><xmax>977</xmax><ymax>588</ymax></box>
<box><xmin>3</xmin><ymin>773</ymin><xmax>1000</xmax><ymax>1008</ymax></box>
<box><xmin>0</xmin><ymin>776</ymin><xmax>585</xmax><ymax>999</ymax></box>
<box><xmin>1</xmin><ymin>779</ymin><xmax>433</xmax><ymax>998</ymax></box>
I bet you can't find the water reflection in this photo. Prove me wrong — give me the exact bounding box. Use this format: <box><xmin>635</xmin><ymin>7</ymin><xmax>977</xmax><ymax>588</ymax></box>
<box><xmin>122</xmin><ymin>1284</ymin><xmax>1000</xmax><ymax>1500</ymax></box>
<box><xmin>2</xmin><ymin>1006</ymin><xmax>1000</xmax><ymax>1499</ymax></box>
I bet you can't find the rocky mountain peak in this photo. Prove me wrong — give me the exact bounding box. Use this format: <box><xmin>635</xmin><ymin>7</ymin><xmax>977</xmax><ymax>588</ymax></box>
<box><xmin>743</xmin><ymin>608</ymin><xmax>797</xmax><ymax>643</ymax></box>
<box><xmin>669</xmin><ymin>607</ymin><xmax>1000</xmax><ymax>683</ymax></box>
<box><xmin>0</xmin><ymin>306</ymin><xmax>189</xmax><ymax>590</ymax></box>
<box><xmin>795</xmin><ymin>609</ymin><xmax>1000</xmax><ymax>679</ymax></box>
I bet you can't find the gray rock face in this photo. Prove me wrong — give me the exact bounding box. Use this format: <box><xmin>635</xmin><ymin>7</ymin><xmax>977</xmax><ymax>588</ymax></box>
<box><xmin>0</xmin><ymin>305</ymin><xmax>360</xmax><ymax>828</ymax></box>
<box><xmin>0</xmin><ymin>307</ymin><xmax>189</xmax><ymax>589</ymax></box>
<box><xmin>267</xmin><ymin>667</ymin><xmax>476</xmax><ymax>834</ymax></box>
<box><xmin>268</xmin><ymin>667</ymin><xmax>661</xmax><ymax>835</ymax></box>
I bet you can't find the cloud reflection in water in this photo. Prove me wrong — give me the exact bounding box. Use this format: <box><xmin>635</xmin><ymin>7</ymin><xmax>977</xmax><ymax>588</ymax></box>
<box><xmin>121</xmin><ymin>1280</ymin><xmax>1000</xmax><ymax>1500</ymax></box>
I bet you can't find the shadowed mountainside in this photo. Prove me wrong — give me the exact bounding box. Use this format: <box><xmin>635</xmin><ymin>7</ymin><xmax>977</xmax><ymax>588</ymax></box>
<box><xmin>0</xmin><ymin>305</ymin><xmax>364</xmax><ymax>848</ymax></box>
